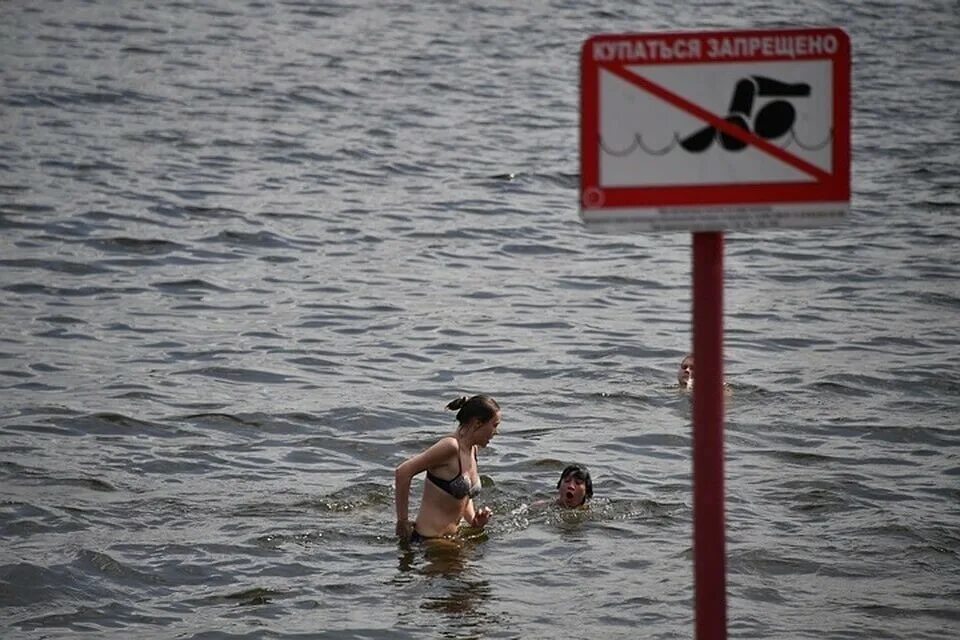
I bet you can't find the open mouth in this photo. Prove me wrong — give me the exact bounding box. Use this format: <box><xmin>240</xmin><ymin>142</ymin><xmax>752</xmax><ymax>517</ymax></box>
<box><xmin>565</xmin><ymin>490</ymin><xmax>575</xmax><ymax>502</ymax></box>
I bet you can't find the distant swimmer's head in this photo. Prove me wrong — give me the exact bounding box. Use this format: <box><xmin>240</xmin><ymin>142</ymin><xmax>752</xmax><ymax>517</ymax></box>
<box><xmin>678</xmin><ymin>354</ymin><xmax>694</xmax><ymax>389</ymax></box>
<box><xmin>556</xmin><ymin>464</ymin><xmax>593</xmax><ymax>508</ymax></box>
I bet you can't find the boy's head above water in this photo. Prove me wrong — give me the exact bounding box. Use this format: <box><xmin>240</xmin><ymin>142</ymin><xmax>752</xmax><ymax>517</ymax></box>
<box><xmin>557</xmin><ymin>464</ymin><xmax>593</xmax><ymax>508</ymax></box>
<box><xmin>678</xmin><ymin>354</ymin><xmax>694</xmax><ymax>389</ymax></box>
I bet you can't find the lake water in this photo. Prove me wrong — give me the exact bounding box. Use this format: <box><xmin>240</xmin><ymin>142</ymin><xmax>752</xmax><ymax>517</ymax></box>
<box><xmin>1</xmin><ymin>1</ymin><xmax>958</xmax><ymax>638</ymax></box>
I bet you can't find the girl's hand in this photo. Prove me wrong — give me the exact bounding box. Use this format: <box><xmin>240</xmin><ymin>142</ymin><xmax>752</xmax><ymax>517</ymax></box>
<box><xmin>471</xmin><ymin>506</ymin><xmax>492</xmax><ymax>528</ymax></box>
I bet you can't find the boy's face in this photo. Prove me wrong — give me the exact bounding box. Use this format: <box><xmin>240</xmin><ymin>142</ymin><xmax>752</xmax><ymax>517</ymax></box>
<box><xmin>678</xmin><ymin>356</ymin><xmax>694</xmax><ymax>388</ymax></box>
<box><xmin>558</xmin><ymin>472</ymin><xmax>588</xmax><ymax>507</ymax></box>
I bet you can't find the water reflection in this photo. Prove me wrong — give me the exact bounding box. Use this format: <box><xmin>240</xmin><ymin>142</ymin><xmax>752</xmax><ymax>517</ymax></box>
<box><xmin>397</xmin><ymin>536</ymin><xmax>471</xmax><ymax>577</ymax></box>
<box><xmin>394</xmin><ymin>534</ymin><xmax>501</xmax><ymax>635</ymax></box>
<box><xmin>421</xmin><ymin>577</ymin><xmax>493</xmax><ymax>616</ymax></box>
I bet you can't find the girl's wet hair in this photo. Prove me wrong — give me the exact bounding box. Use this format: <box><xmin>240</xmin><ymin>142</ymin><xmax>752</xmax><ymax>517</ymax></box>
<box><xmin>557</xmin><ymin>464</ymin><xmax>594</xmax><ymax>502</ymax></box>
<box><xmin>446</xmin><ymin>394</ymin><xmax>500</xmax><ymax>427</ymax></box>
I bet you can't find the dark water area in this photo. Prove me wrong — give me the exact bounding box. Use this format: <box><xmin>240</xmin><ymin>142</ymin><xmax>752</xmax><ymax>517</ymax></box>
<box><xmin>1</xmin><ymin>1</ymin><xmax>959</xmax><ymax>638</ymax></box>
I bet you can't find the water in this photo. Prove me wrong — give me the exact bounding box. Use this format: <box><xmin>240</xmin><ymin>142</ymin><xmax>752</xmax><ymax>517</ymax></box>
<box><xmin>1</xmin><ymin>1</ymin><xmax>958</xmax><ymax>638</ymax></box>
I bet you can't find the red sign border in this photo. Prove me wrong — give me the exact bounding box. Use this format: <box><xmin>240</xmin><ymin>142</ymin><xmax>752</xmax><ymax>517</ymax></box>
<box><xmin>580</xmin><ymin>27</ymin><xmax>850</xmax><ymax>211</ymax></box>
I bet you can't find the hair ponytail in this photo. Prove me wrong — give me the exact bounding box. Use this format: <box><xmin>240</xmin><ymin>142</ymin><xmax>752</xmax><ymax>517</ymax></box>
<box><xmin>445</xmin><ymin>396</ymin><xmax>469</xmax><ymax>412</ymax></box>
<box><xmin>446</xmin><ymin>394</ymin><xmax>500</xmax><ymax>427</ymax></box>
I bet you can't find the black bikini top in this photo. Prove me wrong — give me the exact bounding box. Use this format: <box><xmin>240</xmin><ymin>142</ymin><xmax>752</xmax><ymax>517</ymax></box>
<box><xmin>427</xmin><ymin>447</ymin><xmax>481</xmax><ymax>500</ymax></box>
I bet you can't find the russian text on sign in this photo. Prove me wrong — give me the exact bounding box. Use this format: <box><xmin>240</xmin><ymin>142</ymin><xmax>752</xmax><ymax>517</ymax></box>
<box><xmin>592</xmin><ymin>33</ymin><xmax>840</xmax><ymax>63</ymax></box>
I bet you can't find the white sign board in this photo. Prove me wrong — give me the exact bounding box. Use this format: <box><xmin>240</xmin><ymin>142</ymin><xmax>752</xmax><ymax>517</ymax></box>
<box><xmin>580</xmin><ymin>28</ymin><xmax>851</xmax><ymax>232</ymax></box>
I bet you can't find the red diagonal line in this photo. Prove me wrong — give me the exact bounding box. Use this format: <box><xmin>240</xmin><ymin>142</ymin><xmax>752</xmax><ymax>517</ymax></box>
<box><xmin>601</xmin><ymin>63</ymin><xmax>832</xmax><ymax>183</ymax></box>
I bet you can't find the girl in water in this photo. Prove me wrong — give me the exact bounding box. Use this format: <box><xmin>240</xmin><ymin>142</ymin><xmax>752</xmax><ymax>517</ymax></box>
<box><xmin>394</xmin><ymin>395</ymin><xmax>501</xmax><ymax>542</ymax></box>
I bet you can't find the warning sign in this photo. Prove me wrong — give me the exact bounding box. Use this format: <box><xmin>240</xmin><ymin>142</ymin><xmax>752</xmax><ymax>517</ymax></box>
<box><xmin>580</xmin><ymin>28</ymin><xmax>850</xmax><ymax>232</ymax></box>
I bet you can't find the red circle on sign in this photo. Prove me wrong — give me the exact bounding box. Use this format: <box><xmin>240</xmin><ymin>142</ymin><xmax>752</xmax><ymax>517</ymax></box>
<box><xmin>583</xmin><ymin>188</ymin><xmax>604</xmax><ymax>208</ymax></box>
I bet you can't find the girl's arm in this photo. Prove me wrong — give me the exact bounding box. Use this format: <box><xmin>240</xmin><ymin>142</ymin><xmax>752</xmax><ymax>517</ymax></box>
<box><xmin>463</xmin><ymin>498</ymin><xmax>492</xmax><ymax>528</ymax></box>
<box><xmin>394</xmin><ymin>467</ymin><xmax>414</xmax><ymax>539</ymax></box>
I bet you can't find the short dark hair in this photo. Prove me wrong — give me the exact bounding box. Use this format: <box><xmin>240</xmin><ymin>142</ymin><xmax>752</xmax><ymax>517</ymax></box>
<box><xmin>557</xmin><ymin>464</ymin><xmax>593</xmax><ymax>503</ymax></box>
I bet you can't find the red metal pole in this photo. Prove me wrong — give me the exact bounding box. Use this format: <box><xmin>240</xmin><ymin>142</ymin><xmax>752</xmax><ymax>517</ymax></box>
<box><xmin>692</xmin><ymin>231</ymin><xmax>727</xmax><ymax>640</ymax></box>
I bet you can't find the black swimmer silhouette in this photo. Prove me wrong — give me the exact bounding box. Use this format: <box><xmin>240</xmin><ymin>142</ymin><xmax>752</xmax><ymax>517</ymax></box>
<box><xmin>680</xmin><ymin>76</ymin><xmax>811</xmax><ymax>152</ymax></box>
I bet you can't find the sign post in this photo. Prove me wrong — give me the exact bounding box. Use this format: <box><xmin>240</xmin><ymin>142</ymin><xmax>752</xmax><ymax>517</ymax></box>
<box><xmin>579</xmin><ymin>27</ymin><xmax>851</xmax><ymax>640</ymax></box>
<box><xmin>692</xmin><ymin>230</ymin><xmax>726</xmax><ymax>639</ymax></box>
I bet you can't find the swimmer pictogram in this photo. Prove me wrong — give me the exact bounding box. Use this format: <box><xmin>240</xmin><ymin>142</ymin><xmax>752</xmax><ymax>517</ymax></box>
<box><xmin>679</xmin><ymin>76</ymin><xmax>820</xmax><ymax>152</ymax></box>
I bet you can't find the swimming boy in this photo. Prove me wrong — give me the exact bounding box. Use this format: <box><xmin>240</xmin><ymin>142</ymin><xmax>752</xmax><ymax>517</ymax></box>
<box><xmin>678</xmin><ymin>353</ymin><xmax>694</xmax><ymax>389</ymax></box>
